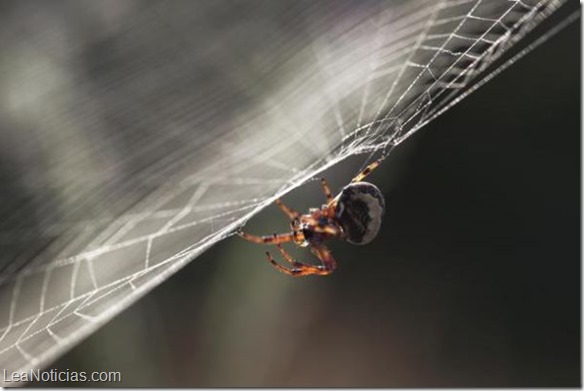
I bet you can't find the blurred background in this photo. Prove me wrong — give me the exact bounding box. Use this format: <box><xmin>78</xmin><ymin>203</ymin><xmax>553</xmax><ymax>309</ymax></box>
<box><xmin>37</xmin><ymin>13</ymin><xmax>580</xmax><ymax>387</ymax></box>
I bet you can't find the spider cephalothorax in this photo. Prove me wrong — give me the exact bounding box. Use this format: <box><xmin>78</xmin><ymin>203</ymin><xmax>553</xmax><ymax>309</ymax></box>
<box><xmin>238</xmin><ymin>158</ymin><xmax>385</xmax><ymax>277</ymax></box>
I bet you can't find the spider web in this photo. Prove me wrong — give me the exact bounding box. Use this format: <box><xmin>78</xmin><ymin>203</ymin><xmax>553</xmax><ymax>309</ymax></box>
<box><xmin>0</xmin><ymin>0</ymin><xmax>576</xmax><ymax>380</ymax></box>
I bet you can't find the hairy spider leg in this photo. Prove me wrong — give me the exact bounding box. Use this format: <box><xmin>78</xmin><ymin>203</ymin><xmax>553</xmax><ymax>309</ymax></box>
<box><xmin>266</xmin><ymin>252</ymin><xmax>322</xmax><ymax>276</ymax></box>
<box><xmin>237</xmin><ymin>199</ymin><xmax>299</xmax><ymax>243</ymax></box>
<box><xmin>275</xmin><ymin>199</ymin><xmax>300</xmax><ymax>220</ymax></box>
<box><xmin>320</xmin><ymin>178</ymin><xmax>333</xmax><ymax>203</ymax></box>
<box><xmin>265</xmin><ymin>244</ymin><xmax>336</xmax><ymax>276</ymax></box>
<box><xmin>351</xmin><ymin>157</ymin><xmax>383</xmax><ymax>183</ymax></box>
<box><xmin>310</xmin><ymin>222</ymin><xmax>342</xmax><ymax>236</ymax></box>
<box><xmin>311</xmin><ymin>245</ymin><xmax>337</xmax><ymax>271</ymax></box>
<box><xmin>267</xmin><ymin>244</ymin><xmax>320</xmax><ymax>271</ymax></box>
<box><xmin>237</xmin><ymin>231</ymin><xmax>294</xmax><ymax>244</ymax></box>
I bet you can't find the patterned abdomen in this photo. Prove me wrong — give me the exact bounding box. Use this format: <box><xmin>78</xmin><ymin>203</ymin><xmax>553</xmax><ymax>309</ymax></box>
<box><xmin>334</xmin><ymin>182</ymin><xmax>385</xmax><ymax>245</ymax></box>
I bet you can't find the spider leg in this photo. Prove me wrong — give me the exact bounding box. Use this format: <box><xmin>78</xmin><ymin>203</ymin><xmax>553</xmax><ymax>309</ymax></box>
<box><xmin>311</xmin><ymin>245</ymin><xmax>337</xmax><ymax>273</ymax></box>
<box><xmin>311</xmin><ymin>224</ymin><xmax>342</xmax><ymax>236</ymax></box>
<box><xmin>265</xmin><ymin>251</ymin><xmax>331</xmax><ymax>277</ymax></box>
<box><xmin>275</xmin><ymin>199</ymin><xmax>300</xmax><ymax>220</ymax></box>
<box><xmin>274</xmin><ymin>244</ymin><xmax>307</xmax><ymax>267</ymax></box>
<box><xmin>265</xmin><ymin>244</ymin><xmax>336</xmax><ymax>277</ymax></box>
<box><xmin>301</xmin><ymin>215</ymin><xmax>342</xmax><ymax>236</ymax></box>
<box><xmin>351</xmin><ymin>157</ymin><xmax>383</xmax><ymax>183</ymax></box>
<box><xmin>265</xmin><ymin>251</ymin><xmax>307</xmax><ymax>276</ymax></box>
<box><xmin>237</xmin><ymin>231</ymin><xmax>294</xmax><ymax>244</ymax></box>
<box><xmin>320</xmin><ymin>178</ymin><xmax>333</xmax><ymax>203</ymax></box>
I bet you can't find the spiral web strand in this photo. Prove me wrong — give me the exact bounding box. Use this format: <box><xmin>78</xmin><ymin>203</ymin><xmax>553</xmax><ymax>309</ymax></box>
<box><xmin>0</xmin><ymin>0</ymin><xmax>576</xmax><ymax>379</ymax></box>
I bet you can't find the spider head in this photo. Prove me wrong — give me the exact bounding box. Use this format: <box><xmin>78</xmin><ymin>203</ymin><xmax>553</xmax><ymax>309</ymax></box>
<box><xmin>301</xmin><ymin>224</ymin><xmax>316</xmax><ymax>241</ymax></box>
<box><xmin>291</xmin><ymin>217</ymin><xmax>329</xmax><ymax>247</ymax></box>
<box><xmin>291</xmin><ymin>219</ymin><xmax>310</xmax><ymax>247</ymax></box>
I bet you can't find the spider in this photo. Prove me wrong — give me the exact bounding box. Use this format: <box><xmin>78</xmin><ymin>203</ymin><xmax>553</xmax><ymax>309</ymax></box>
<box><xmin>237</xmin><ymin>158</ymin><xmax>385</xmax><ymax>277</ymax></box>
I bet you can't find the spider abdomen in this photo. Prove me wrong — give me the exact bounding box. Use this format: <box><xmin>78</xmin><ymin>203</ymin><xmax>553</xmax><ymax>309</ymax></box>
<box><xmin>334</xmin><ymin>182</ymin><xmax>385</xmax><ymax>245</ymax></box>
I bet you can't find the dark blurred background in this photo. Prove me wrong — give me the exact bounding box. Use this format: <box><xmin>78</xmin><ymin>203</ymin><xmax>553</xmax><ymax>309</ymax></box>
<box><xmin>37</xmin><ymin>10</ymin><xmax>580</xmax><ymax>389</ymax></box>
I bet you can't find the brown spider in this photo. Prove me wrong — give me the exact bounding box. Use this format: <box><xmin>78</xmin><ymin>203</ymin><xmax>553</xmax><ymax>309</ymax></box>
<box><xmin>238</xmin><ymin>158</ymin><xmax>385</xmax><ymax>277</ymax></box>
